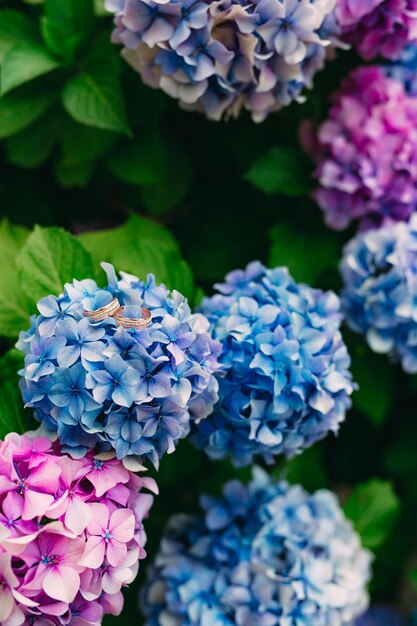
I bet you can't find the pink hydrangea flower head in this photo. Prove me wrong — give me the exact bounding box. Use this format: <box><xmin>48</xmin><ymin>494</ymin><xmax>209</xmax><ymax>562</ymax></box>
<box><xmin>303</xmin><ymin>65</ymin><xmax>417</xmax><ymax>231</ymax></box>
<box><xmin>336</xmin><ymin>0</ymin><xmax>417</xmax><ymax>60</ymax></box>
<box><xmin>0</xmin><ymin>432</ymin><xmax>156</xmax><ymax>626</ymax></box>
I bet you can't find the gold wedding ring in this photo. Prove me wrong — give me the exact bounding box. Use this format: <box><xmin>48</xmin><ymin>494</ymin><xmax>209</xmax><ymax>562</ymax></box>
<box><xmin>113</xmin><ymin>307</ymin><xmax>152</xmax><ymax>330</ymax></box>
<box><xmin>84</xmin><ymin>297</ymin><xmax>121</xmax><ymax>322</ymax></box>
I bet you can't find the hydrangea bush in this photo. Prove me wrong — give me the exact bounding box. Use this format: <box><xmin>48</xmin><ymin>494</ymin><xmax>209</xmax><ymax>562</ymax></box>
<box><xmin>18</xmin><ymin>263</ymin><xmax>221</xmax><ymax>465</ymax></box>
<box><xmin>340</xmin><ymin>214</ymin><xmax>417</xmax><ymax>374</ymax></box>
<box><xmin>142</xmin><ymin>469</ymin><xmax>372</xmax><ymax>626</ymax></box>
<box><xmin>106</xmin><ymin>0</ymin><xmax>339</xmax><ymax>121</ymax></box>
<box><xmin>192</xmin><ymin>261</ymin><xmax>354</xmax><ymax>466</ymax></box>
<box><xmin>335</xmin><ymin>0</ymin><xmax>417</xmax><ymax>60</ymax></box>
<box><xmin>0</xmin><ymin>432</ymin><xmax>157</xmax><ymax>626</ymax></box>
<box><xmin>303</xmin><ymin>65</ymin><xmax>417</xmax><ymax>231</ymax></box>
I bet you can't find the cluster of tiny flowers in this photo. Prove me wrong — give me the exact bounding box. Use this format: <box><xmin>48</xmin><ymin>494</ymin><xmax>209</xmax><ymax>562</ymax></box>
<box><xmin>192</xmin><ymin>261</ymin><xmax>354</xmax><ymax>467</ymax></box>
<box><xmin>142</xmin><ymin>469</ymin><xmax>372</xmax><ymax>626</ymax></box>
<box><xmin>304</xmin><ymin>66</ymin><xmax>417</xmax><ymax>232</ymax></box>
<box><xmin>106</xmin><ymin>0</ymin><xmax>338</xmax><ymax>122</ymax></box>
<box><xmin>18</xmin><ymin>263</ymin><xmax>221</xmax><ymax>466</ymax></box>
<box><xmin>0</xmin><ymin>432</ymin><xmax>157</xmax><ymax>626</ymax></box>
<box><xmin>385</xmin><ymin>44</ymin><xmax>417</xmax><ymax>95</ymax></box>
<box><xmin>335</xmin><ymin>0</ymin><xmax>417</xmax><ymax>60</ymax></box>
<box><xmin>340</xmin><ymin>214</ymin><xmax>417</xmax><ymax>374</ymax></box>
<box><xmin>351</xmin><ymin>608</ymin><xmax>404</xmax><ymax>625</ymax></box>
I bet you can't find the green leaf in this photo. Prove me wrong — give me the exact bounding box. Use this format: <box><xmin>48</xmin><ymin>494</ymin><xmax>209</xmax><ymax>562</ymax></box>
<box><xmin>0</xmin><ymin>349</ymin><xmax>36</xmax><ymax>438</ymax></box>
<box><xmin>350</xmin><ymin>346</ymin><xmax>393</xmax><ymax>427</ymax></box>
<box><xmin>245</xmin><ymin>146</ymin><xmax>312</xmax><ymax>197</ymax></box>
<box><xmin>17</xmin><ymin>225</ymin><xmax>94</xmax><ymax>303</ymax></box>
<box><xmin>0</xmin><ymin>220</ymin><xmax>32</xmax><ymax>338</ymax></box>
<box><xmin>0</xmin><ymin>11</ymin><xmax>38</xmax><ymax>63</ymax></box>
<box><xmin>269</xmin><ymin>222</ymin><xmax>339</xmax><ymax>285</ymax></box>
<box><xmin>55</xmin><ymin>158</ymin><xmax>95</xmax><ymax>187</ymax></box>
<box><xmin>106</xmin><ymin>135</ymin><xmax>164</xmax><ymax>186</ymax></box>
<box><xmin>78</xmin><ymin>215</ymin><xmax>193</xmax><ymax>297</ymax></box>
<box><xmin>60</xmin><ymin>116</ymin><xmax>117</xmax><ymax>166</ymax></box>
<box><xmin>5</xmin><ymin>112</ymin><xmax>58</xmax><ymax>167</ymax></box>
<box><xmin>1</xmin><ymin>42</ymin><xmax>59</xmax><ymax>95</ymax></box>
<box><xmin>344</xmin><ymin>479</ymin><xmax>400</xmax><ymax>551</ymax></box>
<box><xmin>280</xmin><ymin>445</ymin><xmax>328</xmax><ymax>493</ymax></box>
<box><xmin>62</xmin><ymin>39</ymin><xmax>131</xmax><ymax>135</ymax></box>
<box><xmin>111</xmin><ymin>240</ymin><xmax>194</xmax><ymax>300</ymax></box>
<box><xmin>42</xmin><ymin>0</ymin><xmax>94</xmax><ymax>59</ymax></box>
<box><xmin>78</xmin><ymin>214</ymin><xmax>181</xmax><ymax>270</ymax></box>
<box><xmin>0</xmin><ymin>83</ymin><xmax>57</xmax><ymax>138</ymax></box>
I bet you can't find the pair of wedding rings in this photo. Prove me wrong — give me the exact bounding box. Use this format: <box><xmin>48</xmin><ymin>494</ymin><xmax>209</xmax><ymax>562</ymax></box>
<box><xmin>84</xmin><ymin>297</ymin><xmax>152</xmax><ymax>330</ymax></box>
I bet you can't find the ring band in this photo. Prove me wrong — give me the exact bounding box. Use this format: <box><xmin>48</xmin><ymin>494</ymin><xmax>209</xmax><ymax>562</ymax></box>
<box><xmin>113</xmin><ymin>307</ymin><xmax>152</xmax><ymax>330</ymax></box>
<box><xmin>84</xmin><ymin>297</ymin><xmax>121</xmax><ymax>322</ymax></box>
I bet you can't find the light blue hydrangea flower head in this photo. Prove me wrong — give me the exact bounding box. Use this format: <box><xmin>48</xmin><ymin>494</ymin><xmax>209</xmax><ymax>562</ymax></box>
<box><xmin>17</xmin><ymin>263</ymin><xmax>222</xmax><ymax>465</ymax></box>
<box><xmin>191</xmin><ymin>261</ymin><xmax>355</xmax><ymax>466</ymax></box>
<box><xmin>142</xmin><ymin>469</ymin><xmax>372</xmax><ymax>626</ymax></box>
<box><xmin>106</xmin><ymin>0</ymin><xmax>339</xmax><ymax>122</ymax></box>
<box><xmin>340</xmin><ymin>214</ymin><xmax>417</xmax><ymax>374</ymax></box>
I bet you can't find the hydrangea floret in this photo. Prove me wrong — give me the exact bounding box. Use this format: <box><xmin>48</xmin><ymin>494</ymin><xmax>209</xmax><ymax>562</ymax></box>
<box><xmin>335</xmin><ymin>0</ymin><xmax>417</xmax><ymax>61</ymax></box>
<box><xmin>0</xmin><ymin>432</ymin><xmax>157</xmax><ymax>626</ymax></box>
<box><xmin>340</xmin><ymin>214</ymin><xmax>417</xmax><ymax>374</ymax></box>
<box><xmin>18</xmin><ymin>263</ymin><xmax>221</xmax><ymax>466</ymax></box>
<box><xmin>142</xmin><ymin>468</ymin><xmax>372</xmax><ymax>626</ymax></box>
<box><xmin>106</xmin><ymin>0</ymin><xmax>339</xmax><ymax>122</ymax></box>
<box><xmin>304</xmin><ymin>66</ymin><xmax>417</xmax><ymax>231</ymax></box>
<box><xmin>192</xmin><ymin>261</ymin><xmax>354</xmax><ymax>466</ymax></box>
<box><xmin>385</xmin><ymin>44</ymin><xmax>417</xmax><ymax>95</ymax></box>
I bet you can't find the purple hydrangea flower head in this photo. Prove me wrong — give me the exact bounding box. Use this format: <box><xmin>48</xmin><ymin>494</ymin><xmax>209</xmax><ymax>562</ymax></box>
<box><xmin>335</xmin><ymin>0</ymin><xmax>417</xmax><ymax>61</ymax></box>
<box><xmin>106</xmin><ymin>0</ymin><xmax>339</xmax><ymax>121</ymax></box>
<box><xmin>340</xmin><ymin>214</ymin><xmax>417</xmax><ymax>374</ymax></box>
<box><xmin>192</xmin><ymin>261</ymin><xmax>355</xmax><ymax>467</ymax></box>
<box><xmin>304</xmin><ymin>65</ymin><xmax>417</xmax><ymax>232</ymax></box>
<box><xmin>142</xmin><ymin>469</ymin><xmax>372</xmax><ymax>626</ymax></box>
<box><xmin>18</xmin><ymin>263</ymin><xmax>221</xmax><ymax>466</ymax></box>
<box><xmin>0</xmin><ymin>432</ymin><xmax>157</xmax><ymax>626</ymax></box>
<box><xmin>352</xmin><ymin>607</ymin><xmax>404</xmax><ymax>625</ymax></box>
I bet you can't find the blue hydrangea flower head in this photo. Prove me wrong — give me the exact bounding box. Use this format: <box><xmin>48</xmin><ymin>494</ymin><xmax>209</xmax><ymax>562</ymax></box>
<box><xmin>106</xmin><ymin>0</ymin><xmax>339</xmax><ymax>122</ymax></box>
<box><xmin>340</xmin><ymin>214</ymin><xmax>417</xmax><ymax>374</ymax></box>
<box><xmin>192</xmin><ymin>261</ymin><xmax>355</xmax><ymax>466</ymax></box>
<box><xmin>18</xmin><ymin>263</ymin><xmax>222</xmax><ymax>465</ymax></box>
<box><xmin>385</xmin><ymin>44</ymin><xmax>417</xmax><ymax>96</ymax></box>
<box><xmin>142</xmin><ymin>469</ymin><xmax>372</xmax><ymax>626</ymax></box>
<box><xmin>352</xmin><ymin>607</ymin><xmax>404</xmax><ymax>626</ymax></box>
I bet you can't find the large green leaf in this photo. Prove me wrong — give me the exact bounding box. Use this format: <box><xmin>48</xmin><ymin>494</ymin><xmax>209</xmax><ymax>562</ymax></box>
<box><xmin>1</xmin><ymin>42</ymin><xmax>59</xmax><ymax>95</ymax></box>
<box><xmin>79</xmin><ymin>215</ymin><xmax>193</xmax><ymax>298</ymax></box>
<box><xmin>269</xmin><ymin>222</ymin><xmax>339</xmax><ymax>285</ymax></box>
<box><xmin>78</xmin><ymin>214</ymin><xmax>181</xmax><ymax>270</ymax></box>
<box><xmin>246</xmin><ymin>146</ymin><xmax>312</xmax><ymax>197</ymax></box>
<box><xmin>0</xmin><ymin>83</ymin><xmax>57</xmax><ymax>138</ymax></box>
<box><xmin>344</xmin><ymin>479</ymin><xmax>400</xmax><ymax>551</ymax></box>
<box><xmin>350</xmin><ymin>345</ymin><xmax>394</xmax><ymax>427</ymax></box>
<box><xmin>0</xmin><ymin>349</ymin><xmax>35</xmax><ymax>439</ymax></box>
<box><xmin>62</xmin><ymin>38</ymin><xmax>131</xmax><ymax>135</ymax></box>
<box><xmin>60</xmin><ymin>116</ymin><xmax>117</xmax><ymax>166</ymax></box>
<box><xmin>0</xmin><ymin>220</ymin><xmax>32</xmax><ymax>338</ymax></box>
<box><xmin>42</xmin><ymin>0</ymin><xmax>94</xmax><ymax>59</ymax></box>
<box><xmin>5</xmin><ymin>112</ymin><xmax>58</xmax><ymax>167</ymax></box>
<box><xmin>0</xmin><ymin>10</ymin><xmax>38</xmax><ymax>63</ymax></box>
<box><xmin>17</xmin><ymin>225</ymin><xmax>94</xmax><ymax>303</ymax></box>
